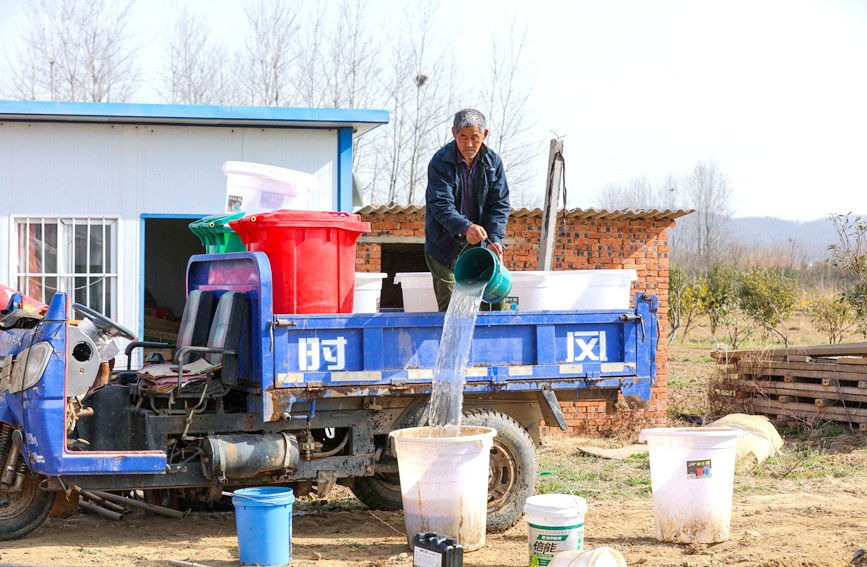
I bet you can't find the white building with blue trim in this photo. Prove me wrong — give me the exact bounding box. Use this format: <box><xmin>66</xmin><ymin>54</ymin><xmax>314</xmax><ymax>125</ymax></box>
<box><xmin>0</xmin><ymin>100</ymin><xmax>388</xmax><ymax>341</ymax></box>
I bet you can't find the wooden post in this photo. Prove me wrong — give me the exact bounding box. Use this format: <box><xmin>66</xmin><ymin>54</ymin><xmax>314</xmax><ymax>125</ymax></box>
<box><xmin>538</xmin><ymin>138</ymin><xmax>565</xmax><ymax>271</ymax></box>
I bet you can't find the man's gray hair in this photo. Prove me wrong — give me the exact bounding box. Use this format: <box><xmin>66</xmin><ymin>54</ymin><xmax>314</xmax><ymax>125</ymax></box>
<box><xmin>453</xmin><ymin>109</ymin><xmax>486</xmax><ymax>132</ymax></box>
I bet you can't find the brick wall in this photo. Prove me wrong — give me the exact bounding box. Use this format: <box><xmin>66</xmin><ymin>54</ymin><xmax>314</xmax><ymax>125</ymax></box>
<box><xmin>356</xmin><ymin>208</ymin><xmax>673</xmax><ymax>436</ymax></box>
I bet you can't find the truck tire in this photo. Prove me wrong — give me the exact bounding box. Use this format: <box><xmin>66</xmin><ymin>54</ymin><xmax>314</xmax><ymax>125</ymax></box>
<box><xmin>350</xmin><ymin>473</ymin><xmax>403</xmax><ymax>511</ymax></box>
<box><xmin>0</xmin><ymin>474</ymin><xmax>56</xmax><ymax>541</ymax></box>
<box><xmin>352</xmin><ymin>409</ymin><xmax>539</xmax><ymax>534</ymax></box>
<box><xmin>463</xmin><ymin>409</ymin><xmax>539</xmax><ymax>533</ymax></box>
<box><xmin>350</xmin><ymin>399</ymin><xmax>430</xmax><ymax>511</ymax></box>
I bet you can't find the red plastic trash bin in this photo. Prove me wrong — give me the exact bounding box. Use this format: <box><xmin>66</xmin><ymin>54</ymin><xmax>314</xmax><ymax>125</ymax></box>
<box><xmin>229</xmin><ymin>210</ymin><xmax>371</xmax><ymax>314</ymax></box>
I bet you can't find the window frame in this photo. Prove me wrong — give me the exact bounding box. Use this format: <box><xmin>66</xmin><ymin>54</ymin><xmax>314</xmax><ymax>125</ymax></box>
<box><xmin>11</xmin><ymin>216</ymin><xmax>120</xmax><ymax>317</ymax></box>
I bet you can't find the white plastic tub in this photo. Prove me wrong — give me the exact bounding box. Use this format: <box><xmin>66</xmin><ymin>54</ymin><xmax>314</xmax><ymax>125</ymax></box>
<box><xmin>524</xmin><ymin>493</ymin><xmax>588</xmax><ymax>566</ymax></box>
<box><xmin>638</xmin><ymin>427</ymin><xmax>744</xmax><ymax>543</ymax></box>
<box><xmin>390</xmin><ymin>426</ymin><xmax>496</xmax><ymax>551</ymax></box>
<box><xmin>223</xmin><ymin>161</ymin><xmax>319</xmax><ymax>214</ymax></box>
<box><xmin>393</xmin><ymin>272</ymin><xmax>438</xmax><ymax>312</ymax></box>
<box><xmin>353</xmin><ymin>272</ymin><xmax>386</xmax><ymax>313</ymax></box>
<box><xmin>394</xmin><ymin>269</ymin><xmax>638</xmax><ymax>312</ymax></box>
<box><xmin>504</xmin><ymin>269</ymin><xmax>638</xmax><ymax>311</ymax></box>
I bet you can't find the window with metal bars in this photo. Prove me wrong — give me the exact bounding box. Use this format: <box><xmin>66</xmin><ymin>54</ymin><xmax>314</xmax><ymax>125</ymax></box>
<box><xmin>13</xmin><ymin>217</ymin><xmax>118</xmax><ymax>317</ymax></box>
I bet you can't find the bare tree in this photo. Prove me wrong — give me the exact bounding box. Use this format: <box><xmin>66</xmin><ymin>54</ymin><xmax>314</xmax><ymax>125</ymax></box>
<box><xmin>368</xmin><ymin>1</ymin><xmax>453</xmax><ymax>206</ymax></box>
<box><xmin>295</xmin><ymin>3</ymin><xmax>328</xmax><ymax>108</ymax></box>
<box><xmin>239</xmin><ymin>0</ymin><xmax>301</xmax><ymax>106</ymax></box>
<box><xmin>376</xmin><ymin>29</ymin><xmax>414</xmax><ymax>206</ymax></box>
<box><xmin>7</xmin><ymin>0</ymin><xmax>140</xmax><ymax>102</ymax></box>
<box><xmin>403</xmin><ymin>4</ymin><xmax>452</xmax><ymax>205</ymax></box>
<box><xmin>161</xmin><ymin>7</ymin><xmax>236</xmax><ymax>105</ymax></box>
<box><xmin>682</xmin><ymin>160</ymin><xmax>733</xmax><ymax>264</ymax></box>
<box><xmin>594</xmin><ymin>176</ymin><xmax>658</xmax><ymax>209</ymax></box>
<box><xmin>482</xmin><ymin>22</ymin><xmax>540</xmax><ymax>208</ymax></box>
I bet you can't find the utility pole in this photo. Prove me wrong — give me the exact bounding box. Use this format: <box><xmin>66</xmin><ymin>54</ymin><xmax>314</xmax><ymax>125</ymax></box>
<box><xmin>537</xmin><ymin>138</ymin><xmax>565</xmax><ymax>270</ymax></box>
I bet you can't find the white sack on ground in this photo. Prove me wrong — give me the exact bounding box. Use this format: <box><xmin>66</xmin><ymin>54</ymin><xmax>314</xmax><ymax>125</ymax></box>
<box><xmin>707</xmin><ymin>413</ymin><xmax>784</xmax><ymax>471</ymax></box>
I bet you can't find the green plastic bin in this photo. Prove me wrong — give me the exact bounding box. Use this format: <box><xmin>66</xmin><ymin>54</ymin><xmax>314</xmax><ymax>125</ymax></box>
<box><xmin>189</xmin><ymin>212</ymin><xmax>247</xmax><ymax>254</ymax></box>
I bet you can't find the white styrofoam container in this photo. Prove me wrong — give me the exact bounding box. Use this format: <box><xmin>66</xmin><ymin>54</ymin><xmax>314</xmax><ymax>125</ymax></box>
<box><xmin>393</xmin><ymin>272</ymin><xmax>438</xmax><ymax>312</ymax></box>
<box><xmin>504</xmin><ymin>269</ymin><xmax>638</xmax><ymax>311</ymax></box>
<box><xmin>394</xmin><ymin>270</ymin><xmax>638</xmax><ymax>312</ymax></box>
<box><xmin>223</xmin><ymin>161</ymin><xmax>319</xmax><ymax>214</ymax></box>
<box><xmin>353</xmin><ymin>272</ymin><xmax>387</xmax><ymax>313</ymax></box>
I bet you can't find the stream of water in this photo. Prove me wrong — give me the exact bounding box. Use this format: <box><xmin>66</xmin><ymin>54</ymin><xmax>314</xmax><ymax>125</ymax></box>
<box><xmin>428</xmin><ymin>280</ymin><xmax>486</xmax><ymax>437</ymax></box>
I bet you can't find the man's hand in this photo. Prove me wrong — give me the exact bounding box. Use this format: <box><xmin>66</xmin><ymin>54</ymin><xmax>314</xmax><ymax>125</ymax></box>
<box><xmin>464</xmin><ymin>224</ymin><xmax>487</xmax><ymax>245</ymax></box>
<box><xmin>488</xmin><ymin>241</ymin><xmax>504</xmax><ymax>260</ymax></box>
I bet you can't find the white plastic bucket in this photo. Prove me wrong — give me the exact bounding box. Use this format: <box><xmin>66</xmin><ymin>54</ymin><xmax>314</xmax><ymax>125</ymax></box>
<box><xmin>223</xmin><ymin>161</ymin><xmax>319</xmax><ymax>214</ymax></box>
<box><xmin>524</xmin><ymin>493</ymin><xmax>588</xmax><ymax>566</ymax></box>
<box><xmin>549</xmin><ymin>547</ymin><xmax>627</xmax><ymax>567</ymax></box>
<box><xmin>639</xmin><ymin>427</ymin><xmax>744</xmax><ymax>543</ymax></box>
<box><xmin>390</xmin><ymin>426</ymin><xmax>496</xmax><ymax>551</ymax></box>
<box><xmin>353</xmin><ymin>272</ymin><xmax>386</xmax><ymax>313</ymax></box>
<box><xmin>393</xmin><ymin>272</ymin><xmax>438</xmax><ymax>312</ymax></box>
<box><xmin>505</xmin><ymin>270</ymin><xmax>638</xmax><ymax>311</ymax></box>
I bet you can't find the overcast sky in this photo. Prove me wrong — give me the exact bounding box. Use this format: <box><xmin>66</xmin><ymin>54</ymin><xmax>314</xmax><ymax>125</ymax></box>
<box><xmin>1</xmin><ymin>0</ymin><xmax>865</xmax><ymax>221</ymax></box>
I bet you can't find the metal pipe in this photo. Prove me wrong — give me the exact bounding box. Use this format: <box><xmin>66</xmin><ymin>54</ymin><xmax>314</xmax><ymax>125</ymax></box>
<box><xmin>1</xmin><ymin>440</ymin><xmax>20</xmax><ymax>485</ymax></box>
<box><xmin>79</xmin><ymin>499</ymin><xmax>124</xmax><ymax>521</ymax></box>
<box><xmin>77</xmin><ymin>488</ymin><xmax>127</xmax><ymax>513</ymax></box>
<box><xmin>90</xmin><ymin>490</ymin><xmax>187</xmax><ymax>519</ymax></box>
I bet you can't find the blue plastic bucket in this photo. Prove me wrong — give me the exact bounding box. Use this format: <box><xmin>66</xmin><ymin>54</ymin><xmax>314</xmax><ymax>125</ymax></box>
<box><xmin>232</xmin><ymin>486</ymin><xmax>295</xmax><ymax>566</ymax></box>
<box><xmin>454</xmin><ymin>246</ymin><xmax>513</xmax><ymax>304</ymax></box>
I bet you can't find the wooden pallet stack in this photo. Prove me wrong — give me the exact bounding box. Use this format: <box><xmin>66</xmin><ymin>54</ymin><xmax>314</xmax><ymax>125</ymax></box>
<box><xmin>710</xmin><ymin>342</ymin><xmax>867</xmax><ymax>431</ymax></box>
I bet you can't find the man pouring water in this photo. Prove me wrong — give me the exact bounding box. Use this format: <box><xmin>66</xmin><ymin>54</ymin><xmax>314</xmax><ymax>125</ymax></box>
<box><xmin>424</xmin><ymin>108</ymin><xmax>511</xmax><ymax>312</ymax></box>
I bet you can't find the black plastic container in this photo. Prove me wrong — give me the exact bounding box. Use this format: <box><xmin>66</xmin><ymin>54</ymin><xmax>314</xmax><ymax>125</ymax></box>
<box><xmin>412</xmin><ymin>532</ymin><xmax>463</xmax><ymax>567</ymax></box>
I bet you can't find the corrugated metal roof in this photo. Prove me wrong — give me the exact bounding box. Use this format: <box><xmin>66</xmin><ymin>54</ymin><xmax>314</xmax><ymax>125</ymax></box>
<box><xmin>0</xmin><ymin>100</ymin><xmax>389</xmax><ymax>135</ymax></box>
<box><xmin>357</xmin><ymin>204</ymin><xmax>693</xmax><ymax>221</ymax></box>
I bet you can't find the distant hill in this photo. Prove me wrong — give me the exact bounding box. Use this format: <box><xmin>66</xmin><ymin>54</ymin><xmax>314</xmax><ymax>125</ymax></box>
<box><xmin>726</xmin><ymin>216</ymin><xmax>841</xmax><ymax>263</ymax></box>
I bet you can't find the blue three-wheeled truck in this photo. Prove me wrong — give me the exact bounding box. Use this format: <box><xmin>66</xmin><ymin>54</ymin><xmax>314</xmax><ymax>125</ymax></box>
<box><xmin>0</xmin><ymin>252</ymin><xmax>657</xmax><ymax>540</ymax></box>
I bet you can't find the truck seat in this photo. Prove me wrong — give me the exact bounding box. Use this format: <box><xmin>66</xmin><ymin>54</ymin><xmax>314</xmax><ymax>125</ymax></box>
<box><xmin>177</xmin><ymin>289</ymin><xmax>216</xmax><ymax>358</ymax></box>
<box><xmin>136</xmin><ymin>291</ymin><xmax>249</xmax><ymax>396</ymax></box>
<box><xmin>123</xmin><ymin>290</ymin><xmax>216</xmax><ymax>369</ymax></box>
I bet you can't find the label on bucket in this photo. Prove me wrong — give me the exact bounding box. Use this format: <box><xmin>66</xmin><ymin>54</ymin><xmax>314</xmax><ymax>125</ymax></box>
<box><xmin>528</xmin><ymin>522</ymin><xmax>584</xmax><ymax>566</ymax></box>
<box><xmin>227</xmin><ymin>195</ymin><xmax>243</xmax><ymax>212</ymax></box>
<box><xmin>687</xmin><ymin>459</ymin><xmax>712</xmax><ymax>479</ymax></box>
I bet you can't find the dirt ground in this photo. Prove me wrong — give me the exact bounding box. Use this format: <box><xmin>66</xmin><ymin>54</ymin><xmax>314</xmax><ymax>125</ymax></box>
<box><xmin>3</xmin><ymin>443</ymin><xmax>865</xmax><ymax>567</ymax></box>
<box><xmin>2</xmin><ymin>349</ymin><xmax>866</xmax><ymax>567</ymax></box>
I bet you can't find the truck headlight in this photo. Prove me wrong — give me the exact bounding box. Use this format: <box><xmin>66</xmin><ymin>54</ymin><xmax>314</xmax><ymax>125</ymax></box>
<box><xmin>9</xmin><ymin>342</ymin><xmax>53</xmax><ymax>393</ymax></box>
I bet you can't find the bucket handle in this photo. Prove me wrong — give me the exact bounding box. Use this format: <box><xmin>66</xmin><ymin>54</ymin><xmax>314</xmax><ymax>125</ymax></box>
<box><xmin>222</xmin><ymin>490</ymin><xmax>292</xmax><ymax>505</ymax></box>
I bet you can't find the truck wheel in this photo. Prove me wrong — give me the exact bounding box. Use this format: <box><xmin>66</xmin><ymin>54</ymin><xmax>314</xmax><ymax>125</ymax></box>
<box><xmin>463</xmin><ymin>409</ymin><xmax>539</xmax><ymax>533</ymax></box>
<box><xmin>350</xmin><ymin>473</ymin><xmax>403</xmax><ymax>511</ymax></box>
<box><xmin>0</xmin><ymin>474</ymin><xmax>56</xmax><ymax>541</ymax></box>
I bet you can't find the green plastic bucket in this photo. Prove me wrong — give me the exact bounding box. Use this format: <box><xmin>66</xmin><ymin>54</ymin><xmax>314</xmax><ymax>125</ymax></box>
<box><xmin>189</xmin><ymin>212</ymin><xmax>246</xmax><ymax>254</ymax></box>
<box><xmin>454</xmin><ymin>246</ymin><xmax>512</xmax><ymax>304</ymax></box>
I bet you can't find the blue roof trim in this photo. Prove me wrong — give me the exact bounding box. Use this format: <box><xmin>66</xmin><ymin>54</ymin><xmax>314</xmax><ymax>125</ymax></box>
<box><xmin>0</xmin><ymin>100</ymin><xmax>389</xmax><ymax>129</ymax></box>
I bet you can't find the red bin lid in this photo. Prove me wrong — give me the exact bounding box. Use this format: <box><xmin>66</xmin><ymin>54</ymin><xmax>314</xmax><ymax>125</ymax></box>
<box><xmin>229</xmin><ymin>210</ymin><xmax>370</xmax><ymax>233</ymax></box>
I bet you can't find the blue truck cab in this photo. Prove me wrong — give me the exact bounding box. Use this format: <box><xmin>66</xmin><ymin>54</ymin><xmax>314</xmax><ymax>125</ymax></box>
<box><xmin>0</xmin><ymin>252</ymin><xmax>657</xmax><ymax>540</ymax></box>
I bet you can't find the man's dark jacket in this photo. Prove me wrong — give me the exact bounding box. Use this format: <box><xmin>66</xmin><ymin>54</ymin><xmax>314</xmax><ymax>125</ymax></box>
<box><xmin>424</xmin><ymin>140</ymin><xmax>510</xmax><ymax>268</ymax></box>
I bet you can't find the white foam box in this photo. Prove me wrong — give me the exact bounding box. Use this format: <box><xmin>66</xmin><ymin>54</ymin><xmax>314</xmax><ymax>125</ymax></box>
<box><xmin>503</xmin><ymin>269</ymin><xmax>638</xmax><ymax>311</ymax></box>
<box><xmin>393</xmin><ymin>269</ymin><xmax>637</xmax><ymax>312</ymax></box>
<box><xmin>223</xmin><ymin>161</ymin><xmax>319</xmax><ymax>214</ymax></box>
<box><xmin>353</xmin><ymin>272</ymin><xmax>387</xmax><ymax>313</ymax></box>
<box><xmin>393</xmin><ymin>272</ymin><xmax>438</xmax><ymax>312</ymax></box>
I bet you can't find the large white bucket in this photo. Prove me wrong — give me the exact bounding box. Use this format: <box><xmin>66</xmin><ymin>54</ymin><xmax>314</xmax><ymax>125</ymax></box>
<box><xmin>353</xmin><ymin>272</ymin><xmax>386</xmax><ymax>313</ymax></box>
<box><xmin>639</xmin><ymin>427</ymin><xmax>744</xmax><ymax>543</ymax></box>
<box><xmin>524</xmin><ymin>493</ymin><xmax>588</xmax><ymax>567</ymax></box>
<box><xmin>390</xmin><ymin>426</ymin><xmax>496</xmax><ymax>551</ymax></box>
<box><xmin>222</xmin><ymin>161</ymin><xmax>318</xmax><ymax>214</ymax></box>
